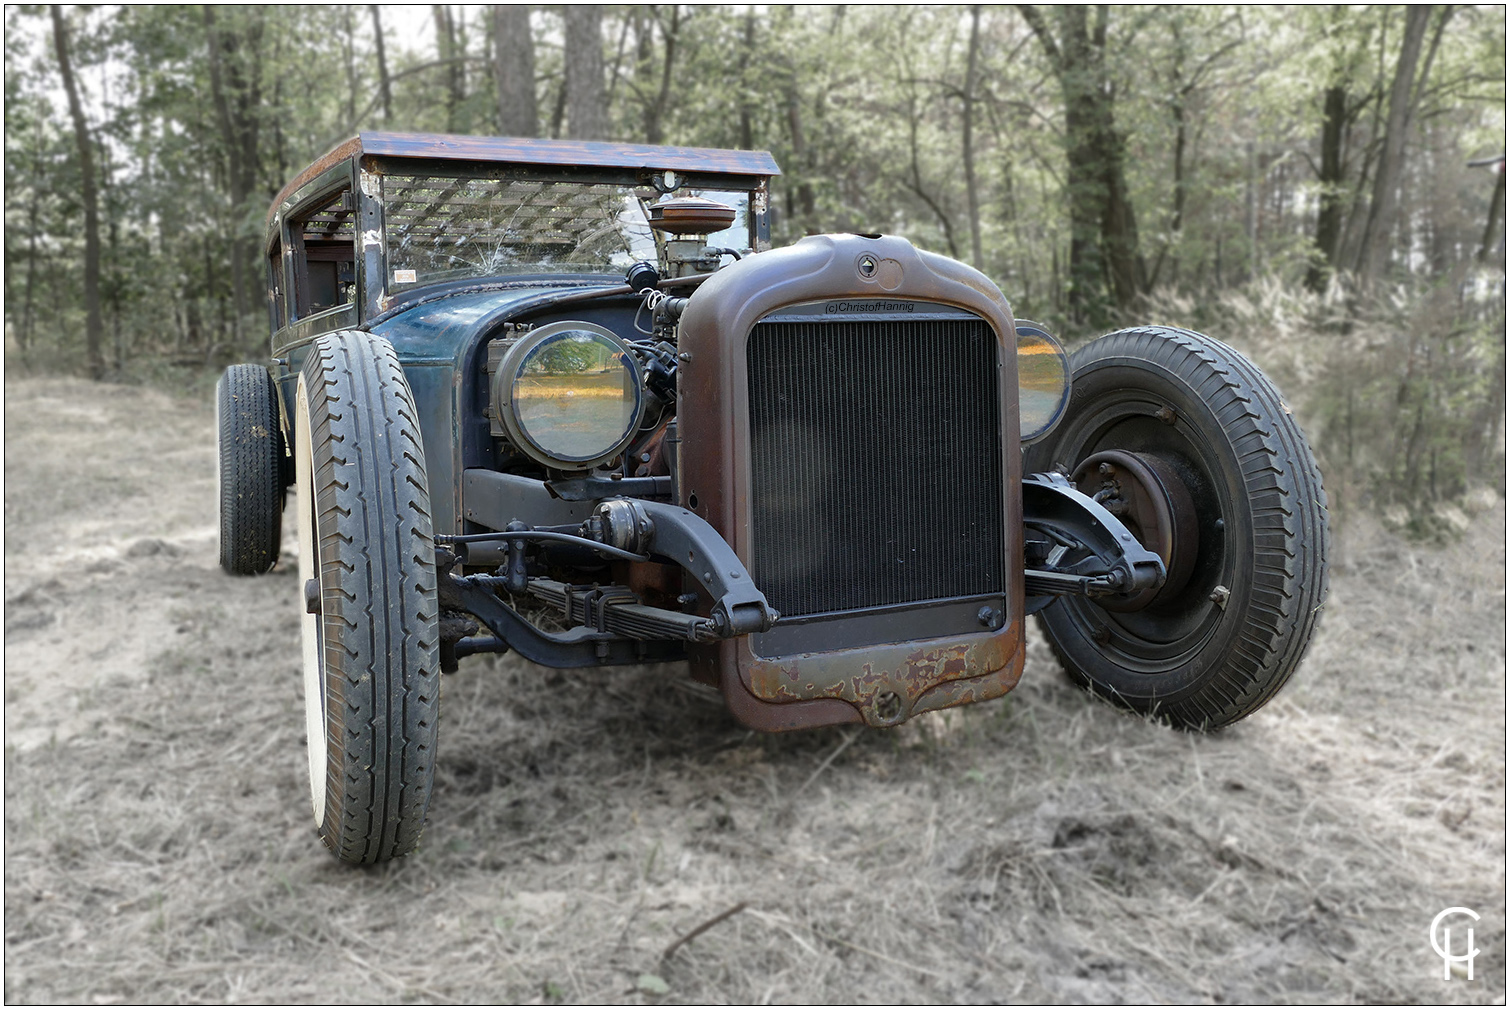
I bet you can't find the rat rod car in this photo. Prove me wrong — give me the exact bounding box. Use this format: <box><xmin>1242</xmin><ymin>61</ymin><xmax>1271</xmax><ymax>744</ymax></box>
<box><xmin>216</xmin><ymin>132</ymin><xmax>1327</xmax><ymax>864</ymax></box>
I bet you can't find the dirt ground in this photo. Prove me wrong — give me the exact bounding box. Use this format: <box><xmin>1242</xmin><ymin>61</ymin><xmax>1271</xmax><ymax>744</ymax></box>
<box><xmin>5</xmin><ymin>374</ymin><xmax>1505</xmax><ymax>1004</ymax></box>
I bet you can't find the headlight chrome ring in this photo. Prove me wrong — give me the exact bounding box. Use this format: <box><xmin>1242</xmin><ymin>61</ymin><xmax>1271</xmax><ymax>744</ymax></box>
<box><xmin>1016</xmin><ymin>321</ymin><xmax>1071</xmax><ymax>444</ymax></box>
<box><xmin>492</xmin><ymin>320</ymin><xmax>646</xmax><ymax>470</ymax></box>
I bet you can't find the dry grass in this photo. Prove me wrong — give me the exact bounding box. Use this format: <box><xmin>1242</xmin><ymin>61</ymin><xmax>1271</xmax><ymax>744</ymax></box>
<box><xmin>5</xmin><ymin>375</ymin><xmax>1504</xmax><ymax>1003</ymax></box>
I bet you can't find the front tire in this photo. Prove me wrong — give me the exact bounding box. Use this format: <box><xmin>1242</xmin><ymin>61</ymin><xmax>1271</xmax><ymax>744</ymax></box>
<box><xmin>296</xmin><ymin>330</ymin><xmax>440</xmax><ymax>863</ymax></box>
<box><xmin>1026</xmin><ymin>327</ymin><xmax>1328</xmax><ymax>729</ymax></box>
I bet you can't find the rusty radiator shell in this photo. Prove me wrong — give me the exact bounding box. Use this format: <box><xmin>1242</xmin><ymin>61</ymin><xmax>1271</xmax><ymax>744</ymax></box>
<box><xmin>677</xmin><ymin>234</ymin><xmax>1025</xmax><ymax>731</ymax></box>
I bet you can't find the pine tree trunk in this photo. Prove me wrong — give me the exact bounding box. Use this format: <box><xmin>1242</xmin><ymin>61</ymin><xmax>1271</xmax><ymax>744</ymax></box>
<box><xmin>1307</xmin><ymin>84</ymin><xmax>1348</xmax><ymax>292</ymax></box>
<box><xmin>433</xmin><ymin>6</ymin><xmax>461</xmax><ymax>132</ymax></box>
<box><xmin>1355</xmin><ymin>5</ymin><xmax>1431</xmax><ymax>282</ymax></box>
<box><xmin>565</xmin><ymin>5</ymin><xmax>606</xmax><ymax>140</ymax></box>
<box><xmin>784</xmin><ymin>69</ymin><xmax>818</xmax><ymax>234</ymax></box>
<box><xmin>204</xmin><ymin>6</ymin><xmax>264</xmax><ymax>347</ymax></box>
<box><xmin>492</xmin><ymin>5</ymin><xmax>536</xmax><ymax>136</ymax></box>
<box><xmin>20</xmin><ymin>122</ymin><xmax>43</xmax><ymax>356</ymax></box>
<box><xmin>1020</xmin><ymin>5</ymin><xmax>1144</xmax><ymax>321</ymax></box>
<box><xmin>1477</xmin><ymin>167</ymin><xmax>1505</xmax><ymax>264</ymax></box>
<box><xmin>737</xmin><ymin>10</ymin><xmax>756</xmax><ymax>150</ymax></box>
<box><xmin>49</xmin><ymin>4</ymin><xmax>104</xmax><ymax>380</ymax></box>
<box><xmin>636</xmin><ymin>5</ymin><xmax>680</xmax><ymax>145</ymax></box>
<box><xmin>370</xmin><ymin>6</ymin><xmax>393</xmax><ymax>123</ymax></box>
<box><xmin>963</xmin><ymin>5</ymin><xmax>984</xmax><ymax>271</ymax></box>
<box><xmin>341</xmin><ymin>7</ymin><xmax>358</xmax><ymax>130</ymax></box>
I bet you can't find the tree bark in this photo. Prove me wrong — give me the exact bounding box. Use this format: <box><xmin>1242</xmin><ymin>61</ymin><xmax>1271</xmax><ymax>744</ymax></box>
<box><xmin>1020</xmin><ymin>5</ymin><xmax>1100</xmax><ymax>319</ymax></box>
<box><xmin>492</xmin><ymin>5</ymin><xmax>536</xmax><ymax>136</ymax></box>
<box><xmin>1101</xmin><ymin>130</ymin><xmax>1146</xmax><ymax>305</ymax></box>
<box><xmin>50</xmin><ymin>4</ymin><xmax>104</xmax><ymax>380</ymax></box>
<box><xmin>606</xmin><ymin>13</ymin><xmax>631</xmax><ymax>106</ymax></box>
<box><xmin>1478</xmin><ymin>165</ymin><xmax>1506</xmax><ymax>265</ymax></box>
<box><xmin>20</xmin><ymin>192</ymin><xmax>39</xmax><ymax>356</ymax></box>
<box><xmin>635</xmin><ymin>5</ymin><xmax>680</xmax><ymax>145</ymax></box>
<box><xmin>737</xmin><ymin>10</ymin><xmax>756</xmax><ymax>150</ymax></box>
<box><xmin>1306</xmin><ymin>83</ymin><xmax>1349</xmax><ymax>292</ymax></box>
<box><xmin>370</xmin><ymin>6</ymin><xmax>393</xmax><ymax>123</ymax></box>
<box><xmin>905</xmin><ymin>95</ymin><xmax>960</xmax><ymax>259</ymax></box>
<box><xmin>962</xmin><ymin>5</ymin><xmax>984</xmax><ymax>271</ymax></box>
<box><xmin>1243</xmin><ymin>142</ymin><xmax>1258</xmax><ymax>281</ymax></box>
<box><xmin>433</xmin><ymin>6</ymin><xmax>464</xmax><ymax>132</ymax></box>
<box><xmin>565</xmin><ymin>5</ymin><xmax>606</xmax><ymax>140</ymax></box>
<box><xmin>340</xmin><ymin>7</ymin><xmax>359</xmax><ymax>131</ymax></box>
<box><xmin>19</xmin><ymin>117</ymin><xmax>45</xmax><ymax>356</ymax></box>
<box><xmin>1149</xmin><ymin>14</ymin><xmax>1240</xmax><ymax>292</ymax></box>
<box><xmin>203</xmin><ymin>6</ymin><xmax>264</xmax><ymax>342</ymax></box>
<box><xmin>1354</xmin><ymin>5</ymin><xmax>1431</xmax><ymax>282</ymax></box>
<box><xmin>1019</xmin><ymin>5</ymin><xmax>1144</xmax><ymax>321</ymax></box>
<box><xmin>1145</xmin><ymin>78</ymin><xmax>1187</xmax><ymax>292</ymax></box>
<box><xmin>98</xmin><ymin>122</ymin><xmax>124</xmax><ymax>373</ymax></box>
<box><xmin>783</xmin><ymin>66</ymin><xmax>818</xmax><ymax>234</ymax></box>
<box><xmin>548</xmin><ymin>71</ymin><xmax>567</xmax><ymax>138</ymax></box>
<box><xmin>1171</xmin><ymin>91</ymin><xmax>1187</xmax><ymax>229</ymax></box>
<box><xmin>271</xmin><ymin>74</ymin><xmax>287</xmax><ymax>183</ymax></box>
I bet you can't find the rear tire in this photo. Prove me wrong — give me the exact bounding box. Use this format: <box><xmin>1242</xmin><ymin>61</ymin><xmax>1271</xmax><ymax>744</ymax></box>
<box><xmin>296</xmin><ymin>330</ymin><xmax>440</xmax><ymax>863</ymax></box>
<box><xmin>217</xmin><ymin>364</ymin><xmax>285</xmax><ymax>575</ymax></box>
<box><xmin>1026</xmin><ymin>327</ymin><xmax>1328</xmax><ymax>730</ymax></box>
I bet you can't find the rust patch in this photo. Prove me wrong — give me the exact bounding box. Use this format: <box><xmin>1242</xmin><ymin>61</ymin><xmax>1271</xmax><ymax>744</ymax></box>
<box><xmin>622</xmin><ymin>560</ymin><xmax>682</xmax><ymax>609</ymax></box>
<box><xmin>632</xmin><ymin>420</ymin><xmax>671</xmax><ymax>479</ymax></box>
<box><xmin>746</xmin><ymin>624</ymin><xmax>1021</xmax><ymax>727</ymax></box>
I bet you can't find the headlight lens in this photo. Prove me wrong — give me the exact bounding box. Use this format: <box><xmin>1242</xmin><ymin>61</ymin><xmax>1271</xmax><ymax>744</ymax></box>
<box><xmin>496</xmin><ymin>321</ymin><xmax>645</xmax><ymax>469</ymax></box>
<box><xmin>1016</xmin><ymin>322</ymin><xmax>1071</xmax><ymax>443</ymax></box>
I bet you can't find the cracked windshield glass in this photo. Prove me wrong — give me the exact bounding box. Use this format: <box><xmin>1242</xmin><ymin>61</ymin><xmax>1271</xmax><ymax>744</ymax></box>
<box><xmin>381</xmin><ymin>175</ymin><xmax>748</xmax><ymax>288</ymax></box>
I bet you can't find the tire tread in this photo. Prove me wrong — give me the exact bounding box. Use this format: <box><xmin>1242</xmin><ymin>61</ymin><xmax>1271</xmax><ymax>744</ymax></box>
<box><xmin>1034</xmin><ymin>326</ymin><xmax>1328</xmax><ymax>729</ymax></box>
<box><xmin>301</xmin><ymin>330</ymin><xmax>439</xmax><ymax>863</ymax></box>
<box><xmin>217</xmin><ymin>364</ymin><xmax>285</xmax><ymax>575</ymax></box>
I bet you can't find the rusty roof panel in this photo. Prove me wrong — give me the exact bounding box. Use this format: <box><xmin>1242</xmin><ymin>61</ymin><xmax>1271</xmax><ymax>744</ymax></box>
<box><xmin>269</xmin><ymin>133</ymin><xmax>780</xmax><ymax>232</ymax></box>
<box><xmin>356</xmin><ymin>132</ymin><xmax>781</xmax><ymax>177</ymax></box>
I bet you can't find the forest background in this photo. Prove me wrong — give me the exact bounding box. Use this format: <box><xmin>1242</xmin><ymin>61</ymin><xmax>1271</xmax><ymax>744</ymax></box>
<box><xmin>4</xmin><ymin>4</ymin><xmax>1506</xmax><ymax>531</ymax></box>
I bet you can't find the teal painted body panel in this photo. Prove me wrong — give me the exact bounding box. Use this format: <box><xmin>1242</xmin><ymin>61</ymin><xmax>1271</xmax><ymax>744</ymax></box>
<box><xmin>371</xmin><ymin>288</ymin><xmax>556</xmax><ymax>358</ymax></box>
<box><xmin>398</xmin><ymin>363</ymin><xmax>462</xmax><ymax>533</ymax></box>
<box><xmin>369</xmin><ymin>285</ymin><xmax>622</xmax><ymax>533</ymax></box>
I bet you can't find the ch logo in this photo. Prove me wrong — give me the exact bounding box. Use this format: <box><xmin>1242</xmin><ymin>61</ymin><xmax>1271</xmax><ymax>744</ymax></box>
<box><xmin>1430</xmin><ymin>907</ymin><xmax>1480</xmax><ymax>980</ymax></box>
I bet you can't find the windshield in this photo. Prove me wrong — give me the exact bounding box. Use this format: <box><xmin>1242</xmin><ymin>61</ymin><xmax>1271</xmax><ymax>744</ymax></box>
<box><xmin>381</xmin><ymin>174</ymin><xmax>750</xmax><ymax>290</ymax></box>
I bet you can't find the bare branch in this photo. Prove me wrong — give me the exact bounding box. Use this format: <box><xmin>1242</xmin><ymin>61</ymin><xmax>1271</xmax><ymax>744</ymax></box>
<box><xmin>1015</xmin><ymin>5</ymin><xmax>1061</xmax><ymax>70</ymax></box>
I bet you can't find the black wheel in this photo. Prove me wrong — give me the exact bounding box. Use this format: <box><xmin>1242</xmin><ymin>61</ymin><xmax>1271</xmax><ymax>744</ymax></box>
<box><xmin>1025</xmin><ymin>326</ymin><xmax>1328</xmax><ymax>729</ymax></box>
<box><xmin>295</xmin><ymin>330</ymin><xmax>440</xmax><ymax>863</ymax></box>
<box><xmin>217</xmin><ymin>364</ymin><xmax>285</xmax><ymax>575</ymax></box>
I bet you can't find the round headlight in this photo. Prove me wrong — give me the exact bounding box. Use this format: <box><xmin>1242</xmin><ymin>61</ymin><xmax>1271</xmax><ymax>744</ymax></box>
<box><xmin>494</xmin><ymin>321</ymin><xmax>645</xmax><ymax>470</ymax></box>
<box><xmin>1016</xmin><ymin>322</ymin><xmax>1071</xmax><ymax>443</ymax></box>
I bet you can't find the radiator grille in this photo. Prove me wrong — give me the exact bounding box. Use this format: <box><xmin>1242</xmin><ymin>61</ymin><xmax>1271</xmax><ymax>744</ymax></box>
<box><xmin>747</xmin><ymin>314</ymin><xmax>1005</xmax><ymax>619</ymax></box>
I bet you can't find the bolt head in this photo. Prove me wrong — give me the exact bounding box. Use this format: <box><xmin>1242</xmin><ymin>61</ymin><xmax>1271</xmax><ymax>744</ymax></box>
<box><xmin>304</xmin><ymin>578</ymin><xmax>321</xmax><ymax>615</ymax></box>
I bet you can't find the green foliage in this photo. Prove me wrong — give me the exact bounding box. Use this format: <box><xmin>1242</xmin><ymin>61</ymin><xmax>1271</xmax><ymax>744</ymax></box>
<box><xmin>4</xmin><ymin>6</ymin><xmax>1504</xmax><ymax>521</ymax></box>
<box><xmin>530</xmin><ymin>335</ymin><xmax>605</xmax><ymax>375</ymax></box>
<box><xmin>1146</xmin><ymin>269</ymin><xmax>1506</xmax><ymax>525</ymax></box>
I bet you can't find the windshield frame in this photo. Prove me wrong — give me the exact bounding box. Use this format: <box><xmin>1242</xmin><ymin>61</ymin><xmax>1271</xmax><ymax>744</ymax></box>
<box><xmin>266</xmin><ymin>135</ymin><xmax>779</xmax><ymax>350</ymax></box>
<box><xmin>378</xmin><ymin>170</ymin><xmax>754</xmax><ymax>294</ymax></box>
<box><xmin>357</xmin><ymin>154</ymin><xmax>771</xmax><ymax>318</ymax></box>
